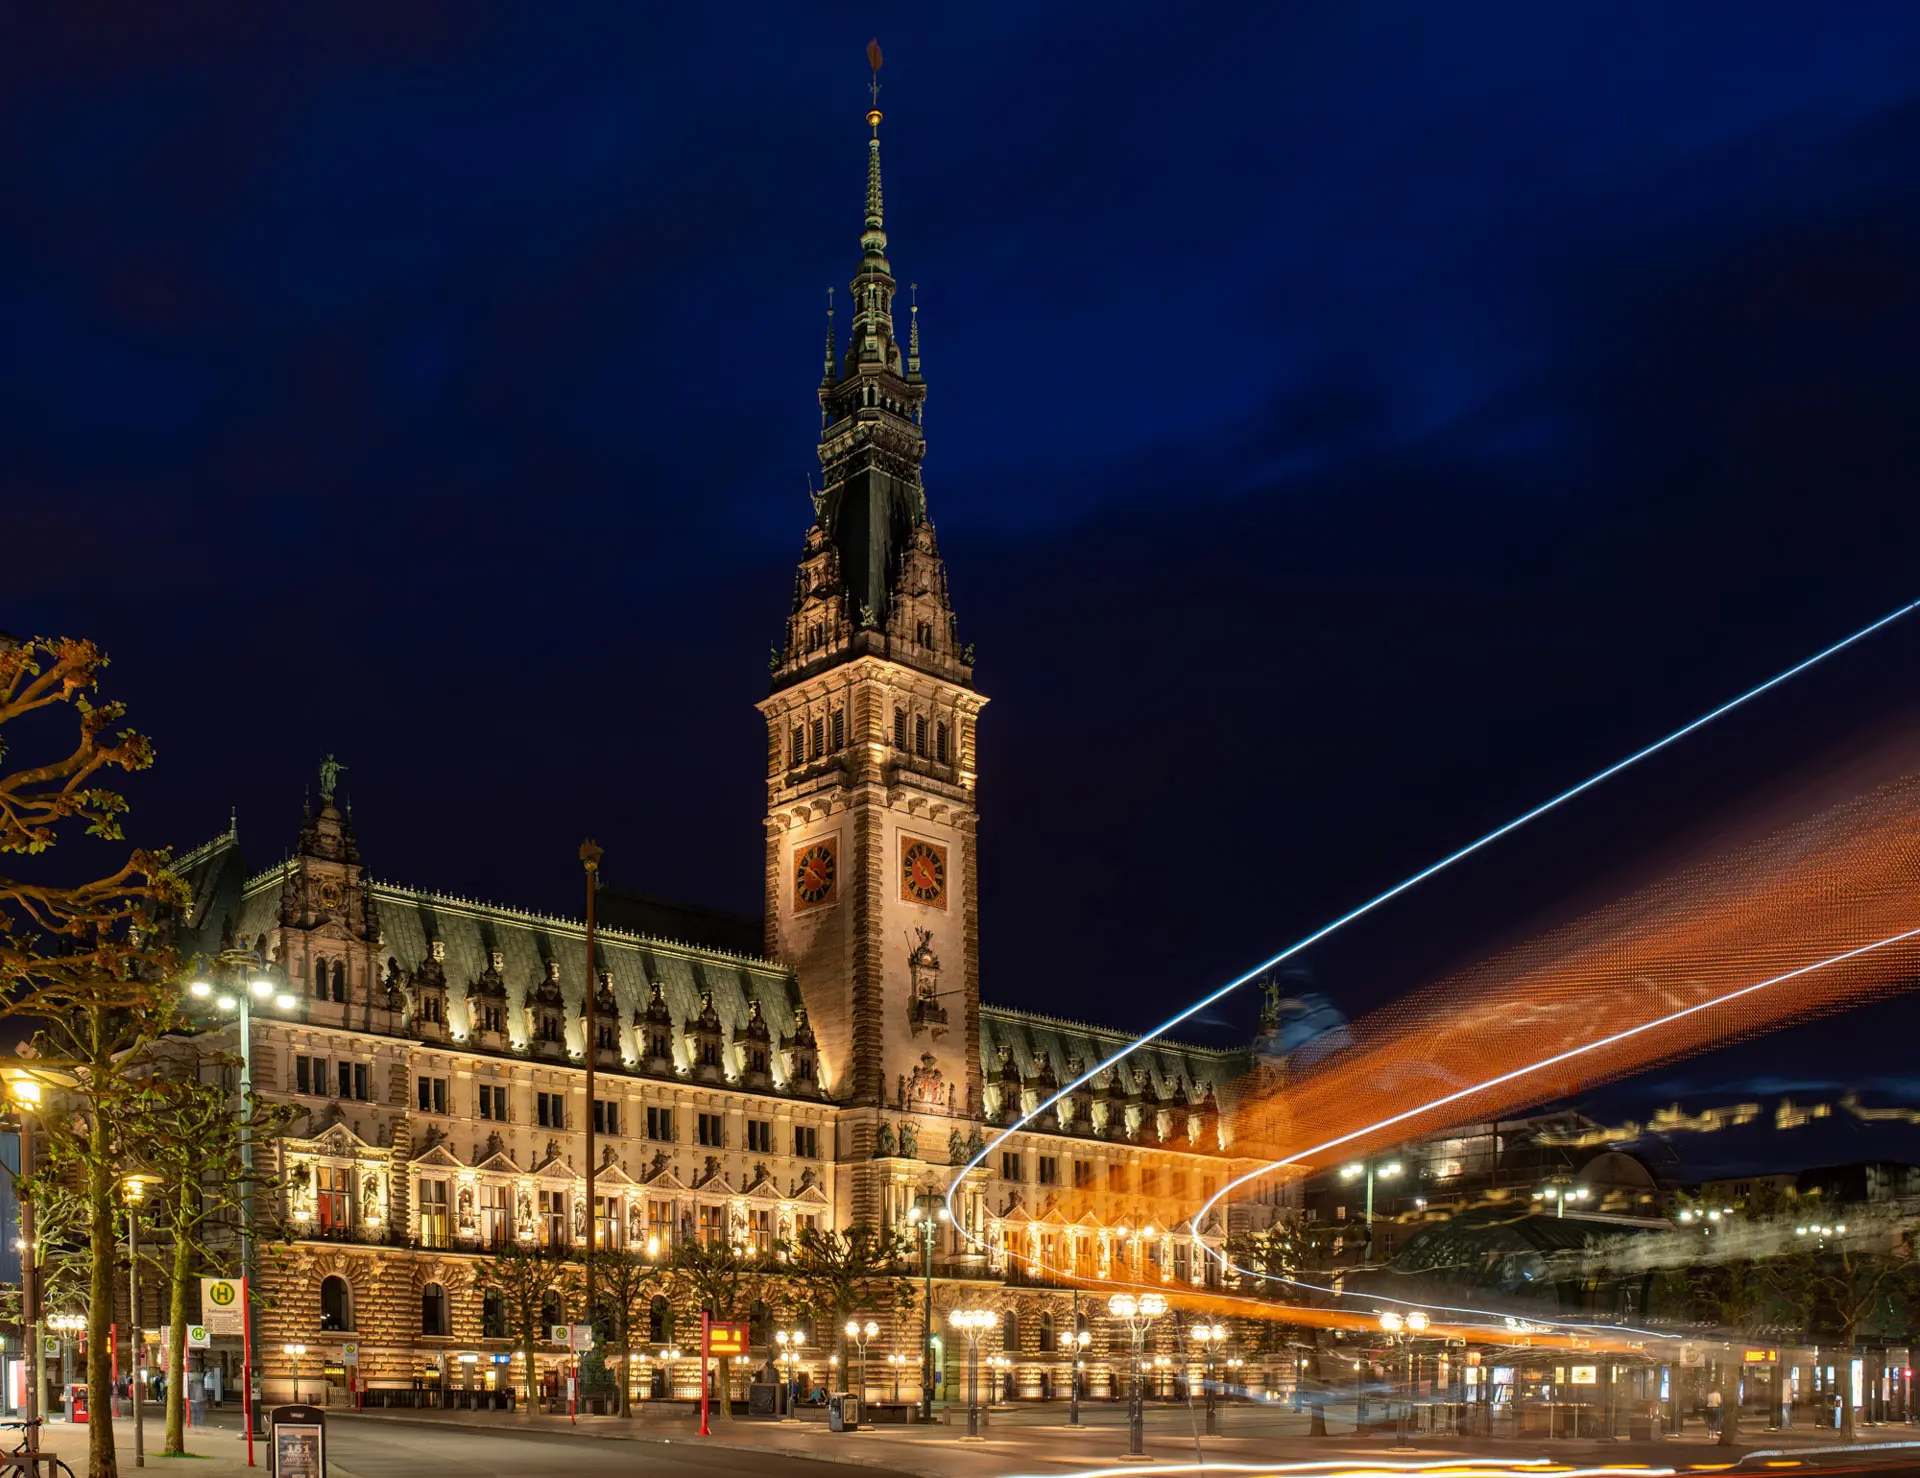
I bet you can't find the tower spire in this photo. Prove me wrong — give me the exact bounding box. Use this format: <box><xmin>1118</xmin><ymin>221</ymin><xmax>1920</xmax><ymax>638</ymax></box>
<box><xmin>822</xmin><ymin>286</ymin><xmax>836</xmax><ymax>385</ymax></box>
<box><xmin>908</xmin><ymin>281</ymin><xmax>921</xmax><ymax>378</ymax></box>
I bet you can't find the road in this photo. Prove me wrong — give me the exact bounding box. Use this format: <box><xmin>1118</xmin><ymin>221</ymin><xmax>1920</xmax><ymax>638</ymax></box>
<box><xmin>325</xmin><ymin>1416</ymin><xmax>915</xmax><ymax>1478</ymax></box>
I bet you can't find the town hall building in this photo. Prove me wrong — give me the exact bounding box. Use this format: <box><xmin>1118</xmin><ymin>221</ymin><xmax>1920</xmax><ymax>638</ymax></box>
<box><xmin>174</xmin><ymin>86</ymin><xmax>1287</xmax><ymax>1411</ymax></box>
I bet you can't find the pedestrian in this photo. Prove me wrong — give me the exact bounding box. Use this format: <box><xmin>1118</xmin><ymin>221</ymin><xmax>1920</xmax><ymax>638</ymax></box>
<box><xmin>1706</xmin><ymin>1386</ymin><xmax>1722</xmax><ymax>1433</ymax></box>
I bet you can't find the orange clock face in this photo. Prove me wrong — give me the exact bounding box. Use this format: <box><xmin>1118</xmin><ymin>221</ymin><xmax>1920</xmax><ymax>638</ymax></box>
<box><xmin>793</xmin><ymin>839</ymin><xmax>837</xmax><ymax>909</ymax></box>
<box><xmin>900</xmin><ymin>839</ymin><xmax>947</xmax><ymax>908</ymax></box>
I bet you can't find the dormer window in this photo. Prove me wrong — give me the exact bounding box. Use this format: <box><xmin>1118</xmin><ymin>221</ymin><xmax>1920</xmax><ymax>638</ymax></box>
<box><xmin>421</xmin><ymin>994</ymin><xmax>443</xmax><ymax>1025</ymax></box>
<box><xmin>539</xmin><ymin>1012</ymin><xmax>562</xmax><ymax>1043</ymax></box>
<box><xmin>481</xmin><ymin>1005</ymin><xmax>503</xmax><ymax>1034</ymax></box>
<box><xmin>648</xmin><ymin>1030</ymin><xmax>670</xmax><ymax>1060</ymax></box>
<box><xmin>597</xmin><ymin>1022</ymin><xmax>616</xmax><ymax>1052</ymax></box>
<box><xmin>699</xmin><ymin>1038</ymin><xmax>721</xmax><ymax>1069</ymax></box>
<box><xmin>916</xmin><ymin>620</ymin><xmax>934</xmax><ymax>647</ymax></box>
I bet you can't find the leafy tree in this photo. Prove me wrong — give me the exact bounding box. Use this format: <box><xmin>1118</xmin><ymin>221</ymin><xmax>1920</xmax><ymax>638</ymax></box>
<box><xmin>128</xmin><ymin>1047</ymin><xmax>296</xmax><ymax>1454</ymax></box>
<box><xmin>787</xmin><ymin>1224</ymin><xmax>908</xmax><ymax>1366</ymax></box>
<box><xmin>586</xmin><ymin>1246</ymin><xmax>670</xmax><ymax>1416</ymax></box>
<box><xmin>482</xmin><ymin>1242</ymin><xmax>575</xmax><ymax>1409</ymax></box>
<box><xmin>1</xmin><ymin>636</ymin><xmax>185</xmax><ymax>1478</ymax></box>
<box><xmin>671</xmin><ymin>1237</ymin><xmax>782</xmax><ymax>1419</ymax></box>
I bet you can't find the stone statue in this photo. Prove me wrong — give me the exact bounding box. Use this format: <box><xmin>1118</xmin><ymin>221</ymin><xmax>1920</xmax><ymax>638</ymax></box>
<box><xmin>318</xmin><ymin>753</ymin><xmax>347</xmax><ymax>804</ymax></box>
<box><xmin>874</xmin><ymin>1122</ymin><xmax>895</xmax><ymax>1159</ymax></box>
<box><xmin>898</xmin><ymin>1120</ymin><xmax>918</xmax><ymax>1158</ymax></box>
<box><xmin>948</xmin><ymin>1129</ymin><xmax>966</xmax><ymax>1165</ymax></box>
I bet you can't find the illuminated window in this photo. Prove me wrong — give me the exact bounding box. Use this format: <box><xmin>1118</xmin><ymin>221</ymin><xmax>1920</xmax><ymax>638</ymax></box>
<box><xmin>316</xmin><ymin>1165</ymin><xmax>351</xmax><ymax>1232</ymax></box>
<box><xmin>418</xmin><ymin>1179</ymin><xmax>449</xmax><ymax>1248</ymax></box>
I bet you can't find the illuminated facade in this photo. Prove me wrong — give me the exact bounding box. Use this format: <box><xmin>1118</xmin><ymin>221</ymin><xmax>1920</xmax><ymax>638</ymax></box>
<box><xmin>173</xmin><ymin>95</ymin><xmax>1282</xmax><ymax>1409</ymax></box>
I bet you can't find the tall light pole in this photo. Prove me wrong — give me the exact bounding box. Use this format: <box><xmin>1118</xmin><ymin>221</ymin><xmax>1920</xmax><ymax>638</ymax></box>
<box><xmin>197</xmin><ymin>943</ymin><xmax>283</xmax><ymax>1464</ymax></box>
<box><xmin>906</xmin><ymin>1192</ymin><xmax>948</xmax><ymax>1420</ymax></box>
<box><xmin>947</xmin><ymin>1309</ymin><xmax>993</xmax><ymax>1439</ymax></box>
<box><xmin>1376</xmin><ymin>1310</ymin><xmax>1428</xmax><ymax>1448</ymax></box>
<box><xmin>1108</xmin><ymin>1291</ymin><xmax>1167</xmax><ymax>1459</ymax></box>
<box><xmin>122</xmin><ymin>1174</ymin><xmax>160</xmax><ymax>1467</ymax></box>
<box><xmin>5</xmin><ymin>1073</ymin><xmax>43</xmax><ymax>1468</ymax></box>
<box><xmin>1339</xmin><ymin>1157</ymin><xmax>1403</xmax><ymax>1261</ymax></box>
<box><xmin>283</xmin><ymin>1345</ymin><xmax>307</xmax><ymax>1403</ymax></box>
<box><xmin>1189</xmin><ymin>1322</ymin><xmax>1226</xmax><ymax>1436</ymax></box>
<box><xmin>1067</xmin><ymin>1327</ymin><xmax>1091</xmax><ymax>1425</ymax></box>
<box><xmin>775</xmin><ymin>1329</ymin><xmax>805</xmax><ymax>1419</ymax></box>
<box><xmin>580</xmin><ymin>840</ymin><xmax>602</xmax><ymax>1350</ymax></box>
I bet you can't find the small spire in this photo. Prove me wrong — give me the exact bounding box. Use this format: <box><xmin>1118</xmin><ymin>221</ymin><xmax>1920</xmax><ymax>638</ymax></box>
<box><xmin>822</xmin><ymin>286</ymin><xmax>836</xmax><ymax>382</ymax></box>
<box><xmin>908</xmin><ymin>282</ymin><xmax>921</xmax><ymax>376</ymax></box>
<box><xmin>864</xmin><ymin>38</ymin><xmax>885</xmax><ymax>238</ymax></box>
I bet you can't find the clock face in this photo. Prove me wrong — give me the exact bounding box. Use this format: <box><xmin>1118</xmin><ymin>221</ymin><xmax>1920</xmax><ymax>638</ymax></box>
<box><xmin>900</xmin><ymin>838</ymin><xmax>948</xmax><ymax>908</ymax></box>
<box><xmin>793</xmin><ymin>839</ymin><xmax>837</xmax><ymax>910</ymax></box>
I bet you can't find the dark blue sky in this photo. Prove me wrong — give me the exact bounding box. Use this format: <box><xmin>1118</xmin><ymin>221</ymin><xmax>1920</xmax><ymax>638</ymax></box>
<box><xmin>7</xmin><ymin>5</ymin><xmax>1920</xmax><ymax>1112</ymax></box>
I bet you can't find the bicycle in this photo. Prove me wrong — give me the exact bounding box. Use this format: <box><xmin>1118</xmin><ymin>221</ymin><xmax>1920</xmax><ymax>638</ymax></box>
<box><xmin>0</xmin><ymin>1419</ymin><xmax>77</xmax><ymax>1478</ymax></box>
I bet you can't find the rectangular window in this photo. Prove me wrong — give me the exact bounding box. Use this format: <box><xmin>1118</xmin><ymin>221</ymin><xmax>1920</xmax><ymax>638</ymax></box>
<box><xmin>1036</xmin><ymin>1156</ymin><xmax>1059</xmax><ymax>1186</ymax></box>
<box><xmin>830</xmin><ymin>709</ymin><xmax>845</xmax><ymax>750</ymax></box>
<box><xmin>478</xmin><ymin>1084</ymin><xmax>508</xmax><ymax>1121</ymax></box>
<box><xmin>537</xmin><ymin>1092</ymin><xmax>566</xmax><ymax>1129</ymax></box>
<box><xmin>1108</xmin><ymin>1164</ymin><xmax>1127</xmax><ymax>1193</ymax></box>
<box><xmin>417</xmin><ymin>1076</ymin><xmax>447</xmax><ymax>1114</ymax></box>
<box><xmin>893</xmin><ymin>710</ymin><xmax>907</xmax><ymax>749</ymax></box>
<box><xmin>316</xmin><ymin>1164</ymin><xmax>351</xmax><ymax>1232</ymax></box>
<box><xmin>647</xmin><ymin>1105</ymin><xmax>675</xmax><ymax>1142</ymax></box>
<box><xmin>418</xmin><ymin>1178</ymin><xmax>449</xmax><ymax>1248</ymax></box>
<box><xmin>793</xmin><ymin>1126</ymin><xmax>818</xmax><ymax>1159</ymax></box>
<box><xmin>540</xmin><ymin>1189</ymin><xmax>567</xmax><ymax>1248</ymax></box>
<box><xmin>1073</xmin><ymin>1160</ymin><xmax>1093</xmax><ymax>1190</ymax></box>
<box><xmin>699</xmin><ymin>1204</ymin><xmax>726</xmax><ymax>1246</ymax></box>
<box><xmin>790</xmin><ymin>727</ymin><xmax>804</xmax><ymax>768</ymax></box>
<box><xmin>1171</xmin><ymin>1170</ymin><xmax>1189</xmax><ymax>1200</ymax></box>
<box><xmin>796</xmin><ymin>1212</ymin><xmax>820</xmax><ymax>1237</ymax></box>
<box><xmin>593</xmin><ymin>1099</ymin><xmax>621</xmax><ymax>1136</ymax></box>
<box><xmin>595</xmin><ymin>1195</ymin><xmax>621</xmax><ymax>1249</ymax></box>
<box><xmin>480</xmin><ymin>1183</ymin><xmax>511</xmax><ymax>1247</ymax></box>
<box><xmin>1141</xmin><ymin>1166</ymin><xmax>1159</xmax><ymax>1196</ymax></box>
<box><xmin>338</xmin><ymin>1062</ymin><xmax>352</xmax><ymax>1101</ymax></box>
<box><xmin>697</xmin><ymin>1112</ymin><xmax>725</xmax><ymax>1148</ymax></box>
<box><xmin>1174</xmin><ymin>1242</ymin><xmax>1191</xmax><ymax>1283</ymax></box>
<box><xmin>1201</xmin><ymin>1176</ymin><xmax>1217</xmax><ymax>1204</ymax></box>
<box><xmin>810</xmin><ymin>716</ymin><xmax>824</xmax><ymax>760</ymax></box>
<box><xmin>295</xmin><ymin>1056</ymin><xmax>317</xmax><ymax>1095</ymax></box>
<box><xmin>648</xmin><ymin>1199</ymin><xmax>674</xmax><ymax>1248</ymax></box>
<box><xmin>745</xmin><ymin>1120</ymin><xmax>772</xmax><ymax>1154</ymax></box>
<box><xmin>750</xmin><ymin>1207</ymin><xmax>773</xmax><ymax>1253</ymax></box>
<box><xmin>355</xmin><ymin>1063</ymin><xmax>368</xmax><ymax>1100</ymax></box>
<box><xmin>1001</xmin><ymin>1151</ymin><xmax>1022</xmax><ymax>1182</ymax></box>
<box><xmin>914</xmin><ymin>715</ymin><xmax>927</xmax><ymax>757</ymax></box>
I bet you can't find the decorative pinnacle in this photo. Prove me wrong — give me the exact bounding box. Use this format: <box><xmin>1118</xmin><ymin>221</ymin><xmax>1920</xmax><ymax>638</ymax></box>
<box><xmin>908</xmin><ymin>282</ymin><xmax>921</xmax><ymax>374</ymax></box>
<box><xmin>823</xmin><ymin>286</ymin><xmax>836</xmax><ymax>379</ymax></box>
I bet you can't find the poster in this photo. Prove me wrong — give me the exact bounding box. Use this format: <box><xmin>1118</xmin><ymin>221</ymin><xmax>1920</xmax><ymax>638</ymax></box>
<box><xmin>272</xmin><ymin>1424</ymin><xmax>322</xmax><ymax>1478</ymax></box>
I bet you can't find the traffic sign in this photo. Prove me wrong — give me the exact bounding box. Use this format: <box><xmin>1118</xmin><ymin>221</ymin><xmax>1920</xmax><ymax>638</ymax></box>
<box><xmin>188</xmin><ymin>1327</ymin><xmax>211</xmax><ymax>1349</ymax></box>
<box><xmin>569</xmin><ymin>1324</ymin><xmax>594</xmax><ymax>1353</ymax></box>
<box><xmin>341</xmin><ymin>1342</ymin><xmax>358</xmax><ymax>1365</ymax></box>
<box><xmin>705</xmin><ymin>1322</ymin><xmax>746</xmax><ymax>1357</ymax></box>
<box><xmin>201</xmin><ymin>1277</ymin><xmax>245</xmax><ymax>1336</ymax></box>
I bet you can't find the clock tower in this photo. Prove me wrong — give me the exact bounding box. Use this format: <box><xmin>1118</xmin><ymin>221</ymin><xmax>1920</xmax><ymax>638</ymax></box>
<box><xmin>758</xmin><ymin>85</ymin><xmax>985</xmax><ymax>1172</ymax></box>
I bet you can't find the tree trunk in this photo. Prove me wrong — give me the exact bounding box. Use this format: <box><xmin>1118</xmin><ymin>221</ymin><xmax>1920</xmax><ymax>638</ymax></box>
<box><xmin>616</xmin><ymin>1332</ymin><xmax>630</xmax><ymax>1417</ymax></box>
<box><xmin>524</xmin><ymin>1331</ymin><xmax>537</xmax><ymax>1410</ymax></box>
<box><xmin>714</xmin><ymin>1354</ymin><xmax>733</xmax><ymax>1420</ymax></box>
<box><xmin>1718</xmin><ymin>1363</ymin><xmax>1739</xmax><ymax>1446</ymax></box>
<box><xmin>1306</xmin><ymin>1338</ymin><xmax>1327</xmax><ymax>1437</ymax></box>
<box><xmin>164</xmin><ymin>1208</ymin><xmax>191</xmax><ymax>1454</ymax></box>
<box><xmin>87</xmin><ymin>1154</ymin><xmax>119</xmax><ymax>1478</ymax></box>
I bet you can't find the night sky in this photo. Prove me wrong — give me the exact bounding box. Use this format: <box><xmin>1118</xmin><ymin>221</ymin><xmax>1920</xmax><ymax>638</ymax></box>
<box><xmin>8</xmin><ymin>6</ymin><xmax>1920</xmax><ymax>1126</ymax></box>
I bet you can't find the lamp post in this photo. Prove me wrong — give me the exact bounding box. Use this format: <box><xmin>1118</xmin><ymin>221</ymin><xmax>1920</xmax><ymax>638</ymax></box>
<box><xmin>1190</xmin><ymin>1323</ymin><xmax>1226</xmax><ymax>1436</ymax></box>
<box><xmin>121</xmin><ymin>1174</ymin><xmax>161</xmax><ymax>1466</ymax></box>
<box><xmin>283</xmin><ymin>1344</ymin><xmax>308</xmax><ymax>1403</ymax></box>
<box><xmin>197</xmin><ymin>945</ymin><xmax>282</xmax><ymax>1465</ymax></box>
<box><xmin>1376</xmin><ymin>1310</ymin><xmax>1429</xmax><ymax>1448</ymax></box>
<box><xmin>1338</xmin><ymin>1156</ymin><xmax>1404</xmax><ymax>1261</ymax></box>
<box><xmin>1108</xmin><ymin>1291</ymin><xmax>1167</xmax><ymax>1459</ymax></box>
<box><xmin>1067</xmin><ymin>1327</ymin><xmax>1091</xmax><ymax>1425</ymax></box>
<box><xmin>5</xmin><ymin>1073</ymin><xmax>43</xmax><ymax>1468</ymax></box>
<box><xmin>887</xmin><ymin>1353</ymin><xmax>905</xmax><ymax>1403</ymax></box>
<box><xmin>906</xmin><ymin>1192</ymin><xmax>949</xmax><ymax>1420</ymax></box>
<box><xmin>948</xmin><ymin>1309</ymin><xmax>994</xmax><ymax>1439</ymax></box>
<box><xmin>1532</xmin><ymin>1183</ymin><xmax>1590</xmax><ymax>1219</ymax></box>
<box><xmin>845</xmin><ymin>1319</ymin><xmax>879</xmax><ymax>1411</ymax></box>
<box><xmin>775</xmin><ymin>1329</ymin><xmax>805</xmax><ymax>1418</ymax></box>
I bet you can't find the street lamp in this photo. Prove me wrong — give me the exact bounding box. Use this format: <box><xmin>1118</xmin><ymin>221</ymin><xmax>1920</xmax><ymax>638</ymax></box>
<box><xmin>121</xmin><ymin>1172</ymin><xmax>161</xmax><ymax>1467</ymax></box>
<box><xmin>1067</xmin><ymin>1326</ymin><xmax>1092</xmax><ymax>1425</ymax></box>
<box><xmin>887</xmin><ymin>1352</ymin><xmax>906</xmax><ymax>1403</ymax></box>
<box><xmin>948</xmin><ymin>1309</ymin><xmax>995</xmax><ymax>1440</ymax></box>
<box><xmin>906</xmin><ymin>1193</ymin><xmax>949</xmax><ymax>1420</ymax></box>
<box><xmin>3</xmin><ymin>1073</ymin><xmax>43</xmax><ymax>1466</ymax></box>
<box><xmin>1339</xmin><ymin>1157</ymin><xmax>1404</xmax><ymax>1260</ymax></box>
<box><xmin>845</xmin><ymin>1319</ymin><xmax>879</xmax><ymax>1415</ymax></box>
<box><xmin>1190</xmin><ymin>1322</ymin><xmax>1227</xmax><ymax>1435</ymax></box>
<box><xmin>775</xmin><ymin>1329</ymin><xmax>806</xmax><ymax>1419</ymax></box>
<box><xmin>1109</xmin><ymin>1291</ymin><xmax>1168</xmax><ymax>1458</ymax></box>
<box><xmin>283</xmin><ymin>1344</ymin><xmax>308</xmax><ymax>1403</ymax></box>
<box><xmin>1533</xmin><ymin>1183</ymin><xmax>1589</xmax><ymax>1219</ymax></box>
<box><xmin>1376</xmin><ymin>1310</ymin><xmax>1429</xmax><ymax>1448</ymax></box>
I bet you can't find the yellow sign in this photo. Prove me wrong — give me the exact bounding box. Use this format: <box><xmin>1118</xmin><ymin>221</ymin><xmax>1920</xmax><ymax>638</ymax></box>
<box><xmin>1744</xmin><ymin>1348</ymin><xmax>1779</xmax><ymax>1364</ymax></box>
<box><xmin>705</xmin><ymin>1322</ymin><xmax>747</xmax><ymax>1357</ymax></box>
<box><xmin>1570</xmin><ymin>1365</ymin><xmax>1598</xmax><ymax>1384</ymax></box>
<box><xmin>200</xmin><ymin>1277</ymin><xmax>245</xmax><ymax>1335</ymax></box>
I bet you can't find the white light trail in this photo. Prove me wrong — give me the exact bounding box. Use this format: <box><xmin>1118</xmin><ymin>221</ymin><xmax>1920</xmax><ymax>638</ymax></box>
<box><xmin>945</xmin><ymin>596</ymin><xmax>1920</xmax><ymax>1231</ymax></box>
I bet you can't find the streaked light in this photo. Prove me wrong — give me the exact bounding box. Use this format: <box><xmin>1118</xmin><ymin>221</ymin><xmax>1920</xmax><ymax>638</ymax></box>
<box><xmin>188</xmin><ymin>980</ymin><xmax>212</xmax><ymax>998</ymax></box>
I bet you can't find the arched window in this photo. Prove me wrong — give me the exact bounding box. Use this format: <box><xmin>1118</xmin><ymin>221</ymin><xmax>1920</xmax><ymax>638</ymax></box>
<box><xmin>313</xmin><ymin>959</ymin><xmax>327</xmax><ymax>999</ymax></box>
<box><xmin>1037</xmin><ymin>1311</ymin><xmax>1054</xmax><ymax>1353</ymax></box>
<box><xmin>319</xmin><ymin>1275</ymin><xmax>352</xmax><ymax>1333</ymax></box>
<box><xmin>541</xmin><ymin>1290</ymin><xmax>563</xmax><ymax>1332</ymax></box>
<box><xmin>649</xmin><ymin>1294</ymin><xmax>672</xmax><ymax>1344</ymax></box>
<box><xmin>421</xmin><ymin>1282</ymin><xmax>449</xmax><ymax>1337</ymax></box>
<box><xmin>914</xmin><ymin>716</ymin><xmax>927</xmax><ymax>757</ymax></box>
<box><xmin>331</xmin><ymin>960</ymin><xmax>347</xmax><ymax>1003</ymax></box>
<box><xmin>1001</xmin><ymin>1309</ymin><xmax>1019</xmax><ymax>1353</ymax></box>
<box><xmin>935</xmin><ymin>722</ymin><xmax>949</xmax><ymax>764</ymax></box>
<box><xmin>481</xmin><ymin>1290</ymin><xmax>506</xmax><ymax>1339</ymax></box>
